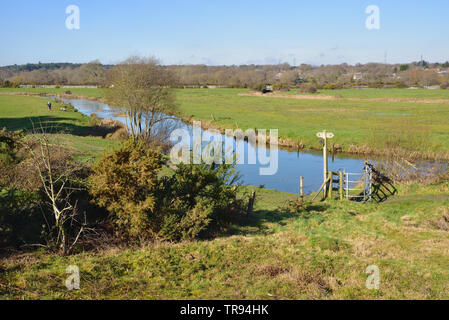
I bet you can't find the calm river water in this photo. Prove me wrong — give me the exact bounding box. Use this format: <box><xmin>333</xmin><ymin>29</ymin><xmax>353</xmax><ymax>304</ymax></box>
<box><xmin>59</xmin><ymin>97</ymin><xmax>369</xmax><ymax>194</ymax></box>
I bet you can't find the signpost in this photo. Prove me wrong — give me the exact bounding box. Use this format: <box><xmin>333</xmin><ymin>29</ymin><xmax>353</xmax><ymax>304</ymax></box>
<box><xmin>316</xmin><ymin>130</ymin><xmax>334</xmax><ymax>198</ymax></box>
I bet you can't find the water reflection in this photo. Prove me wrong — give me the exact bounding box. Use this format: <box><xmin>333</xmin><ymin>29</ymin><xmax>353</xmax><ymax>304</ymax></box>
<box><xmin>57</xmin><ymin>97</ymin><xmax>368</xmax><ymax>194</ymax></box>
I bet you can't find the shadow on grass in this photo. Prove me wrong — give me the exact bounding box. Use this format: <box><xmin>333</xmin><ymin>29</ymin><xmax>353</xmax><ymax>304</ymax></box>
<box><xmin>228</xmin><ymin>202</ymin><xmax>330</xmax><ymax>236</ymax></box>
<box><xmin>0</xmin><ymin>116</ymin><xmax>121</xmax><ymax>138</ymax></box>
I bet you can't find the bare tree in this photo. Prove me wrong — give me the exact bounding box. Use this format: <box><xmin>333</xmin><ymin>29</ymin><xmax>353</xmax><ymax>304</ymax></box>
<box><xmin>22</xmin><ymin>123</ymin><xmax>88</xmax><ymax>255</ymax></box>
<box><xmin>107</xmin><ymin>56</ymin><xmax>179</xmax><ymax>143</ymax></box>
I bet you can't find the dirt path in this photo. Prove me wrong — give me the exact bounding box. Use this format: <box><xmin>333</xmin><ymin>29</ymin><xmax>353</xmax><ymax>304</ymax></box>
<box><xmin>239</xmin><ymin>92</ymin><xmax>449</xmax><ymax>104</ymax></box>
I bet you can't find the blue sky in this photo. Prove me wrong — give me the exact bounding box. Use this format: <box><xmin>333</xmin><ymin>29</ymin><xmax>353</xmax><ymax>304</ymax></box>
<box><xmin>0</xmin><ymin>0</ymin><xmax>448</xmax><ymax>66</ymax></box>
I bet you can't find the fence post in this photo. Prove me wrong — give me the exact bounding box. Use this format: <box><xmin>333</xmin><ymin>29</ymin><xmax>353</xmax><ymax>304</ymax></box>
<box><xmin>323</xmin><ymin>132</ymin><xmax>328</xmax><ymax>198</ymax></box>
<box><xmin>339</xmin><ymin>171</ymin><xmax>344</xmax><ymax>200</ymax></box>
<box><xmin>247</xmin><ymin>191</ymin><xmax>256</xmax><ymax>214</ymax></box>
<box><xmin>328</xmin><ymin>171</ymin><xmax>333</xmax><ymax>199</ymax></box>
<box><xmin>300</xmin><ymin>176</ymin><xmax>304</xmax><ymax>200</ymax></box>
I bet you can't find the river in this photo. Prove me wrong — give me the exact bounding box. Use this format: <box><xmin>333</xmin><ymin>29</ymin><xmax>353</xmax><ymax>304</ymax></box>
<box><xmin>58</xmin><ymin>97</ymin><xmax>370</xmax><ymax>194</ymax></box>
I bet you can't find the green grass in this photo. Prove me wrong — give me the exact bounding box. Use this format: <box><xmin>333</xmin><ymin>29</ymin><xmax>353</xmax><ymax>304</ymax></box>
<box><xmin>2</xmin><ymin>183</ymin><xmax>449</xmax><ymax>299</ymax></box>
<box><xmin>312</xmin><ymin>88</ymin><xmax>449</xmax><ymax>100</ymax></box>
<box><xmin>175</xmin><ymin>89</ymin><xmax>449</xmax><ymax>158</ymax></box>
<box><xmin>3</xmin><ymin>87</ymin><xmax>449</xmax><ymax>158</ymax></box>
<box><xmin>0</xmin><ymin>94</ymin><xmax>116</xmax><ymax>162</ymax></box>
<box><xmin>0</xmin><ymin>87</ymin><xmax>106</xmax><ymax>99</ymax></box>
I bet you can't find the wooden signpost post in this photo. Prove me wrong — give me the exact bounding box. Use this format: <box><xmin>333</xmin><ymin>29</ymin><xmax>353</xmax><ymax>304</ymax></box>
<box><xmin>316</xmin><ymin>130</ymin><xmax>334</xmax><ymax>198</ymax></box>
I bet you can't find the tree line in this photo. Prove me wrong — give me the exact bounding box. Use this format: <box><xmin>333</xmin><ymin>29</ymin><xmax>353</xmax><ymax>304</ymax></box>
<box><xmin>1</xmin><ymin>59</ymin><xmax>449</xmax><ymax>89</ymax></box>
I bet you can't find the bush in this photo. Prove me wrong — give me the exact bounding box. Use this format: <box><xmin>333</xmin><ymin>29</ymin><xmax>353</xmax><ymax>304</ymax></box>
<box><xmin>0</xmin><ymin>80</ymin><xmax>18</xmax><ymax>88</ymax></box>
<box><xmin>0</xmin><ymin>129</ymin><xmax>22</xmax><ymax>167</ymax></box>
<box><xmin>89</xmin><ymin>140</ymin><xmax>245</xmax><ymax>242</ymax></box>
<box><xmin>0</xmin><ymin>129</ymin><xmax>25</xmax><ymax>187</ymax></box>
<box><xmin>272</xmin><ymin>83</ymin><xmax>290</xmax><ymax>91</ymax></box>
<box><xmin>155</xmin><ymin>162</ymin><xmax>244</xmax><ymax>241</ymax></box>
<box><xmin>368</xmin><ymin>82</ymin><xmax>384</xmax><ymax>88</ymax></box>
<box><xmin>441</xmin><ymin>83</ymin><xmax>449</xmax><ymax>90</ymax></box>
<box><xmin>0</xmin><ymin>188</ymin><xmax>43</xmax><ymax>248</ymax></box>
<box><xmin>252</xmin><ymin>83</ymin><xmax>264</xmax><ymax>92</ymax></box>
<box><xmin>0</xmin><ymin>131</ymin><xmax>42</xmax><ymax>248</ymax></box>
<box><xmin>394</xmin><ymin>82</ymin><xmax>407</xmax><ymax>88</ymax></box>
<box><xmin>89</xmin><ymin>139</ymin><xmax>163</xmax><ymax>239</ymax></box>
<box><xmin>88</xmin><ymin>113</ymin><xmax>100</xmax><ymax>126</ymax></box>
<box><xmin>322</xmin><ymin>83</ymin><xmax>336</xmax><ymax>90</ymax></box>
<box><xmin>298</xmin><ymin>83</ymin><xmax>317</xmax><ymax>94</ymax></box>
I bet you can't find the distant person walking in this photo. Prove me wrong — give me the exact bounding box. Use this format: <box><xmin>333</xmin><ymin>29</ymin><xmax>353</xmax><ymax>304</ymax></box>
<box><xmin>47</xmin><ymin>101</ymin><xmax>52</xmax><ymax>111</ymax></box>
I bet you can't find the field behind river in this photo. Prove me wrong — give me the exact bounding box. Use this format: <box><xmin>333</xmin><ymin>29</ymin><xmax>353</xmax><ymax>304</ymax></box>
<box><xmin>175</xmin><ymin>88</ymin><xmax>449</xmax><ymax>159</ymax></box>
<box><xmin>2</xmin><ymin>87</ymin><xmax>449</xmax><ymax>159</ymax></box>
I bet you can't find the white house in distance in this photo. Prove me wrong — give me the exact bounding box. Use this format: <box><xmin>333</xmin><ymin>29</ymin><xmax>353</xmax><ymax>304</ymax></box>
<box><xmin>353</xmin><ymin>72</ymin><xmax>363</xmax><ymax>81</ymax></box>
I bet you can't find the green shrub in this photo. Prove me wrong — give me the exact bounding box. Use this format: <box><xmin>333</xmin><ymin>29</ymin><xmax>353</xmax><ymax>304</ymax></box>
<box><xmin>368</xmin><ymin>81</ymin><xmax>384</xmax><ymax>88</ymax></box>
<box><xmin>298</xmin><ymin>83</ymin><xmax>317</xmax><ymax>94</ymax></box>
<box><xmin>89</xmin><ymin>139</ymin><xmax>163</xmax><ymax>239</ymax></box>
<box><xmin>155</xmin><ymin>162</ymin><xmax>244</xmax><ymax>241</ymax></box>
<box><xmin>273</xmin><ymin>83</ymin><xmax>290</xmax><ymax>91</ymax></box>
<box><xmin>0</xmin><ymin>80</ymin><xmax>18</xmax><ymax>88</ymax></box>
<box><xmin>0</xmin><ymin>188</ymin><xmax>43</xmax><ymax>248</ymax></box>
<box><xmin>88</xmin><ymin>113</ymin><xmax>100</xmax><ymax>126</ymax></box>
<box><xmin>89</xmin><ymin>140</ymin><xmax>245</xmax><ymax>242</ymax></box>
<box><xmin>252</xmin><ymin>83</ymin><xmax>264</xmax><ymax>92</ymax></box>
<box><xmin>394</xmin><ymin>82</ymin><xmax>407</xmax><ymax>88</ymax></box>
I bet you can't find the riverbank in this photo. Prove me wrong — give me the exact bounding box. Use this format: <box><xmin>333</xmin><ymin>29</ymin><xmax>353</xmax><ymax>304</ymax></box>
<box><xmin>0</xmin><ymin>94</ymin><xmax>118</xmax><ymax>163</ymax></box>
<box><xmin>2</xmin><ymin>88</ymin><xmax>449</xmax><ymax>160</ymax></box>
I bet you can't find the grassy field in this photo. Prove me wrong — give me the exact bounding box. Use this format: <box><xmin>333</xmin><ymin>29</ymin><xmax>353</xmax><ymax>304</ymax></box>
<box><xmin>0</xmin><ymin>87</ymin><xmax>105</xmax><ymax>99</ymax></box>
<box><xmin>2</xmin><ymin>183</ymin><xmax>449</xmax><ymax>299</ymax></box>
<box><xmin>4</xmin><ymin>89</ymin><xmax>449</xmax><ymax>159</ymax></box>
<box><xmin>175</xmin><ymin>89</ymin><xmax>449</xmax><ymax>159</ymax></box>
<box><xmin>2</xmin><ymin>87</ymin><xmax>449</xmax><ymax>158</ymax></box>
<box><xmin>282</xmin><ymin>88</ymin><xmax>449</xmax><ymax>100</ymax></box>
<box><xmin>1</xmin><ymin>93</ymin><xmax>449</xmax><ymax>299</ymax></box>
<box><xmin>0</xmin><ymin>94</ymin><xmax>116</xmax><ymax>162</ymax></box>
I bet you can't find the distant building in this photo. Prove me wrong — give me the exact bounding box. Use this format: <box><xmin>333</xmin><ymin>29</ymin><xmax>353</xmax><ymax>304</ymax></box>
<box><xmin>438</xmin><ymin>68</ymin><xmax>448</xmax><ymax>76</ymax></box>
<box><xmin>353</xmin><ymin>72</ymin><xmax>363</xmax><ymax>81</ymax></box>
